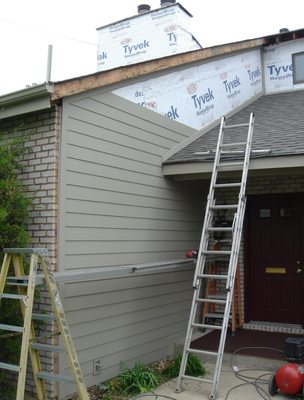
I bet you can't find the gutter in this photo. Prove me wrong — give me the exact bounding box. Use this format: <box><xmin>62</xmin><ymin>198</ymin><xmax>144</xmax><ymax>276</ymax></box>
<box><xmin>0</xmin><ymin>83</ymin><xmax>54</xmax><ymax>119</ymax></box>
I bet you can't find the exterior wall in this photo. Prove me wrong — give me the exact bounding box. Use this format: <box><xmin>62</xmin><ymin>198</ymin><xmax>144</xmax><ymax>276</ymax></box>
<box><xmin>58</xmin><ymin>91</ymin><xmax>206</xmax><ymax>397</ymax></box>
<box><xmin>0</xmin><ymin>107</ymin><xmax>60</xmax><ymax>398</ymax></box>
<box><xmin>113</xmin><ymin>49</ymin><xmax>263</xmax><ymax>130</ymax></box>
<box><xmin>263</xmin><ymin>38</ymin><xmax>304</xmax><ymax>94</ymax></box>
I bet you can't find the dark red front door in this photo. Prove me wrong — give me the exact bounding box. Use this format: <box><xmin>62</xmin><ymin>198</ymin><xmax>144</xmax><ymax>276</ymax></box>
<box><xmin>246</xmin><ymin>194</ymin><xmax>304</xmax><ymax>325</ymax></box>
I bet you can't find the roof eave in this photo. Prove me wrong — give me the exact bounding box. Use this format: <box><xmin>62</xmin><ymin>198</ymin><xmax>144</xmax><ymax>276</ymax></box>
<box><xmin>162</xmin><ymin>154</ymin><xmax>304</xmax><ymax>179</ymax></box>
<box><xmin>0</xmin><ymin>83</ymin><xmax>54</xmax><ymax>119</ymax></box>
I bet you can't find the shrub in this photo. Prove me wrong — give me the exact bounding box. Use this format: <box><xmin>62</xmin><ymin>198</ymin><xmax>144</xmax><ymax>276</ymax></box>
<box><xmin>118</xmin><ymin>362</ymin><xmax>159</xmax><ymax>395</ymax></box>
<box><xmin>162</xmin><ymin>352</ymin><xmax>206</xmax><ymax>379</ymax></box>
<box><xmin>0</xmin><ymin>132</ymin><xmax>31</xmax><ymax>397</ymax></box>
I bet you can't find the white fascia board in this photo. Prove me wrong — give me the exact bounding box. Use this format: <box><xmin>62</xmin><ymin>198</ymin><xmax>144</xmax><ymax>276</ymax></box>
<box><xmin>163</xmin><ymin>154</ymin><xmax>304</xmax><ymax>178</ymax></box>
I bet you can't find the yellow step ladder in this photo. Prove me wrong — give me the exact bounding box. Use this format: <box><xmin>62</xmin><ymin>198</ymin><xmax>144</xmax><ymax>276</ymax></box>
<box><xmin>0</xmin><ymin>248</ymin><xmax>89</xmax><ymax>400</ymax></box>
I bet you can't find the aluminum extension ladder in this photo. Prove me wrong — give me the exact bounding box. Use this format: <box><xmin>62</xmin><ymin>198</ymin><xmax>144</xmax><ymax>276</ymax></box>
<box><xmin>0</xmin><ymin>248</ymin><xmax>89</xmax><ymax>400</ymax></box>
<box><xmin>176</xmin><ymin>113</ymin><xmax>255</xmax><ymax>399</ymax></box>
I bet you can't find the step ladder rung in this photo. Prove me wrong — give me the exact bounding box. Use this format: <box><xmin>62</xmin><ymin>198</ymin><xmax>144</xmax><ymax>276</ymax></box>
<box><xmin>6</xmin><ymin>276</ymin><xmax>29</xmax><ymax>286</ymax></box>
<box><xmin>31</xmin><ymin>343</ymin><xmax>65</xmax><ymax>352</ymax></box>
<box><xmin>0</xmin><ymin>293</ymin><xmax>27</xmax><ymax>301</ymax></box>
<box><xmin>198</xmin><ymin>274</ymin><xmax>228</xmax><ymax>280</ymax></box>
<box><xmin>0</xmin><ymin>323</ymin><xmax>24</xmax><ymax>333</ymax></box>
<box><xmin>224</xmin><ymin>122</ymin><xmax>250</xmax><ymax>129</ymax></box>
<box><xmin>36</xmin><ymin>371</ymin><xmax>75</xmax><ymax>384</ymax></box>
<box><xmin>192</xmin><ymin>322</ymin><xmax>223</xmax><ymax>330</ymax></box>
<box><xmin>0</xmin><ymin>361</ymin><xmax>20</xmax><ymax>372</ymax></box>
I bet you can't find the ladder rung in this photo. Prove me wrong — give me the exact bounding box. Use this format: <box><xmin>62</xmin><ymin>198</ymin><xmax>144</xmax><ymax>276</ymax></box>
<box><xmin>188</xmin><ymin>348</ymin><xmax>218</xmax><ymax>357</ymax></box>
<box><xmin>6</xmin><ymin>276</ymin><xmax>29</xmax><ymax>287</ymax></box>
<box><xmin>181</xmin><ymin>374</ymin><xmax>213</xmax><ymax>384</ymax></box>
<box><xmin>31</xmin><ymin>343</ymin><xmax>65</xmax><ymax>352</ymax></box>
<box><xmin>214</xmin><ymin>182</ymin><xmax>241</xmax><ymax>188</ymax></box>
<box><xmin>32</xmin><ymin>313</ymin><xmax>56</xmax><ymax>322</ymax></box>
<box><xmin>0</xmin><ymin>361</ymin><xmax>20</xmax><ymax>372</ymax></box>
<box><xmin>192</xmin><ymin>322</ymin><xmax>222</xmax><ymax>330</ymax></box>
<box><xmin>208</xmin><ymin>227</ymin><xmax>233</xmax><ymax>232</ymax></box>
<box><xmin>224</xmin><ymin>122</ymin><xmax>249</xmax><ymax>129</ymax></box>
<box><xmin>210</xmin><ymin>204</ymin><xmax>238</xmax><ymax>209</ymax></box>
<box><xmin>203</xmin><ymin>250</ymin><xmax>231</xmax><ymax>255</ymax></box>
<box><xmin>0</xmin><ymin>293</ymin><xmax>27</xmax><ymax>301</ymax></box>
<box><xmin>36</xmin><ymin>371</ymin><xmax>75</xmax><ymax>384</ymax></box>
<box><xmin>0</xmin><ymin>323</ymin><xmax>24</xmax><ymax>333</ymax></box>
<box><xmin>197</xmin><ymin>298</ymin><xmax>226</xmax><ymax>305</ymax></box>
<box><xmin>221</xmin><ymin>141</ymin><xmax>247</xmax><ymax>147</ymax></box>
<box><xmin>217</xmin><ymin>161</ymin><xmax>244</xmax><ymax>169</ymax></box>
<box><xmin>198</xmin><ymin>274</ymin><xmax>228</xmax><ymax>280</ymax></box>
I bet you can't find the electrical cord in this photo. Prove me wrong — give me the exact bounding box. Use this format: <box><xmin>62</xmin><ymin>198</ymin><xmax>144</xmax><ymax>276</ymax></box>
<box><xmin>129</xmin><ymin>393</ymin><xmax>178</xmax><ymax>400</ymax></box>
<box><xmin>224</xmin><ymin>346</ymin><xmax>284</xmax><ymax>400</ymax></box>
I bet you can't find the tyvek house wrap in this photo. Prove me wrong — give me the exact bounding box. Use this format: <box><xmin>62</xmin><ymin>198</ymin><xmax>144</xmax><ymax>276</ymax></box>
<box><xmin>114</xmin><ymin>49</ymin><xmax>263</xmax><ymax>130</ymax></box>
<box><xmin>97</xmin><ymin>3</ymin><xmax>201</xmax><ymax>71</ymax></box>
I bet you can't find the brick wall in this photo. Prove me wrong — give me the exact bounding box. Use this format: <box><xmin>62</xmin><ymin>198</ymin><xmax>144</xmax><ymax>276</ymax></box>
<box><xmin>0</xmin><ymin>105</ymin><xmax>60</xmax><ymax>399</ymax></box>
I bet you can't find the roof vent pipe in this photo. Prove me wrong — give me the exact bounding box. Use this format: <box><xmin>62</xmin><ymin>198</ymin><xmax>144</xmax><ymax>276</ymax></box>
<box><xmin>137</xmin><ymin>4</ymin><xmax>151</xmax><ymax>14</ymax></box>
<box><xmin>279</xmin><ymin>28</ymin><xmax>289</xmax><ymax>33</ymax></box>
<box><xmin>160</xmin><ymin>0</ymin><xmax>176</xmax><ymax>7</ymax></box>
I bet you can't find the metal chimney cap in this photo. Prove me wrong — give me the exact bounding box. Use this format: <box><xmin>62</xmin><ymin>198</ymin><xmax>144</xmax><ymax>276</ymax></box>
<box><xmin>160</xmin><ymin>0</ymin><xmax>176</xmax><ymax>7</ymax></box>
<box><xmin>279</xmin><ymin>28</ymin><xmax>289</xmax><ymax>33</ymax></box>
<box><xmin>137</xmin><ymin>4</ymin><xmax>151</xmax><ymax>14</ymax></box>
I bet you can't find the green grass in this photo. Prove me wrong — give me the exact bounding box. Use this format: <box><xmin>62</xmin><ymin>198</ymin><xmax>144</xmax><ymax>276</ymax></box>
<box><xmin>162</xmin><ymin>353</ymin><xmax>206</xmax><ymax>379</ymax></box>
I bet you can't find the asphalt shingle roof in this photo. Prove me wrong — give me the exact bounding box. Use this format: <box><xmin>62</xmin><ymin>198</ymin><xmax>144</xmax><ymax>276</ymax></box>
<box><xmin>164</xmin><ymin>90</ymin><xmax>304</xmax><ymax>164</ymax></box>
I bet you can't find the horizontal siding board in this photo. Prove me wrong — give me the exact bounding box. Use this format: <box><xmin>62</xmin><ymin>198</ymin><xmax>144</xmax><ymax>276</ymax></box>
<box><xmin>67</xmin><ymin>158</ymin><xmax>169</xmax><ymax>189</ymax></box>
<box><xmin>66</xmin><ymin>199</ymin><xmax>198</xmax><ymax>221</ymax></box>
<box><xmin>64</xmin><ymin>252</ymin><xmax>191</xmax><ymax>269</ymax></box>
<box><xmin>65</xmin><ymin>279</ymin><xmax>191</xmax><ymax>311</ymax></box>
<box><xmin>73</xmin><ymin>310</ymin><xmax>189</xmax><ymax>361</ymax></box>
<box><xmin>66</xmin><ymin>185</ymin><xmax>197</xmax><ymax>211</ymax></box>
<box><xmin>66</xmin><ymin>144</ymin><xmax>162</xmax><ymax>176</ymax></box>
<box><xmin>65</xmin><ymin>240</ymin><xmax>195</xmax><ymax>255</ymax></box>
<box><xmin>66</xmin><ymin>171</ymin><xmax>187</xmax><ymax>201</ymax></box>
<box><xmin>66</xmin><ymin>213</ymin><xmax>201</xmax><ymax>231</ymax></box>
<box><xmin>70</xmin><ymin>97</ymin><xmax>186</xmax><ymax>143</ymax></box>
<box><xmin>65</xmin><ymin>270</ymin><xmax>192</xmax><ymax>296</ymax></box>
<box><xmin>66</xmin><ymin>288</ymin><xmax>192</xmax><ymax>324</ymax></box>
<box><xmin>67</xmin><ymin>130</ymin><xmax>161</xmax><ymax>166</ymax></box>
<box><xmin>74</xmin><ymin>318</ymin><xmax>187</xmax><ymax>361</ymax></box>
<box><xmin>69</xmin><ymin>300</ymin><xmax>190</xmax><ymax>338</ymax></box>
<box><xmin>66</xmin><ymin>227</ymin><xmax>199</xmax><ymax>242</ymax></box>
<box><xmin>68</xmin><ymin>114</ymin><xmax>170</xmax><ymax>153</ymax></box>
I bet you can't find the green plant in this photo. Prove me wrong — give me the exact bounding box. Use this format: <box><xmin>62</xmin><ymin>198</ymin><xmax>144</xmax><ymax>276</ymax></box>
<box><xmin>0</xmin><ymin>132</ymin><xmax>32</xmax><ymax>396</ymax></box>
<box><xmin>118</xmin><ymin>362</ymin><xmax>159</xmax><ymax>395</ymax></box>
<box><xmin>162</xmin><ymin>353</ymin><xmax>206</xmax><ymax>379</ymax></box>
